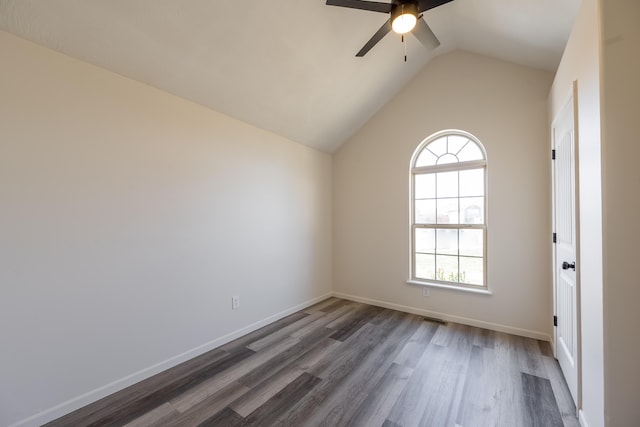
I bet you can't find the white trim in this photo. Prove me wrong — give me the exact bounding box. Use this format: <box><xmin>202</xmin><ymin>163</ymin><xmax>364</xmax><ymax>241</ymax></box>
<box><xmin>332</xmin><ymin>292</ymin><xmax>551</xmax><ymax>342</ymax></box>
<box><xmin>8</xmin><ymin>293</ymin><xmax>333</xmax><ymax>427</ymax></box>
<box><xmin>406</xmin><ymin>279</ymin><xmax>492</xmax><ymax>295</ymax></box>
<box><xmin>412</xmin><ymin>159</ymin><xmax>487</xmax><ymax>174</ymax></box>
<box><xmin>579</xmin><ymin>409</ymin><xmax>589</xmax><ymax>427</ymax></box>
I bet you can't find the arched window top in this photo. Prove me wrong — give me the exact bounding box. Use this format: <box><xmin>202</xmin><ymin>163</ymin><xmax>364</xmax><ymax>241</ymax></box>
<box><xmin>413</xmin><ymin>131</ymin><xmax>486</xmax><ymax>168</ymax></box>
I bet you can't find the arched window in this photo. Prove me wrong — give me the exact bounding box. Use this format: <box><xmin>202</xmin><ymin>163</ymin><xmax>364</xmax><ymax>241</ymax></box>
<box><xmin>409</xmin><ymin>130</ymin><xmax>487</xmax><ymax>291</ymax></box>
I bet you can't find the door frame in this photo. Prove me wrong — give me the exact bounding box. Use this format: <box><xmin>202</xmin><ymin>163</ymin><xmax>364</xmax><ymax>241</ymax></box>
<box><xmin>551</xmin><ymin>80</ymin><xmax>582</xmax><ymax>410</ymax></box>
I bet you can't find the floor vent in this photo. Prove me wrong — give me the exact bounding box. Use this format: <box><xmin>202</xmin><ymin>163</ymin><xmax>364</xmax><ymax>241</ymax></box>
<box><xmin>423</xmin><ymin>316</ymin><xmax>447</xmax><ymax>325</ymax></box>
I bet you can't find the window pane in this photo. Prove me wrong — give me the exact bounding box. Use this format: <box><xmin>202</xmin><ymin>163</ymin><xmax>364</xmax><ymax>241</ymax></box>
<box><xmin>458</xmin><ymin>142</ymin><xmax>484</xmax><ymax>162</ymax></box>
<box><xmin>415</xmin><ymin>228</ymin><xmax>435</xmax><ymax>253</ymax></box>
<box><xmin>436</xmin><ymin>229</ymin><xmax>458</xmax><ymax>255</ymax></box>
<box><xmin>416</xmin><ymin>253</ymin><xmax>435</xmax><ymax>280</ymax></box>
<box><xmin>460</xmin><ymin>229</ymin><xmax>483</xmax><ymax>257</ymax></box>
<box><xmin>437</xmin><ymin>153</ymin><xmax>458</xmax><ymax>165</ymax></box>
<box><xmin>427</xmin><ymin>137</ymin><xmax>447</xmax><ymax>157</ymax></box>
<box><xmin>437</xmin><ymin>171</ymin><xmax>458</xmax><ymax>198</ymax></box>
<box><xmin>459</xmin><ymin>168</ymin><xmax>484</xmax><ymax>197</ymax></box>
<box><xmin>460</xmin><ymin>256</ymin><xmax>483</xmax><ymax>285</ymax></box>
<box><xmin>436</xmin><ymin>198</ymin><xmax>458</xmax><ymax>224</ymax></box>
<box><xmin>447</xmin><ymin>135</ymin><xmax>468</xmax><ymax>155</ymax></box>
<box><xmin>415</xmin><ymin>174</ymin><xmax>435</xmax><ymax>199</ymax></box>
<box><xmin>436</xmin><ymin>255</ymin><xmax>459</xmax><ymax>282</ymax></box>
<box><xmin>415</xmin><ymin>199</ymin><xmax>436</xmax><ymax>224</ymax></box>
<box><xmin>460</xmin><ymin>197</ymin><xmax>484</xmax><ymax>224</ymax></box>
<box><xmin>415</xmin><ymin>149</ymin><xmax>437</xmax><ymax>167</ymax></box>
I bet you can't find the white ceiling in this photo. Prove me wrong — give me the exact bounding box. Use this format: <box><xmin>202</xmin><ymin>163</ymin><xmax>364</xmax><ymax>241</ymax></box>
<box><xmin>0</xmin><ymin>0</ymin><xmax>580</xmax><ymax>152</ymax></box>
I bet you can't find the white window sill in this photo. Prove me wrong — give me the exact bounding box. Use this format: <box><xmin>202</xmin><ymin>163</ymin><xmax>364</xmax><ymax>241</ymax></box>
<box><xmin>406</xmin><ymin>280</ymin><xmax>492</xmax><ymax>295</ymax></box>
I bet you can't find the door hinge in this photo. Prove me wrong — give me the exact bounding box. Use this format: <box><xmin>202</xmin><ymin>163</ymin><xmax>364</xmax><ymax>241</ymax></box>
<box><xmin>552</xmin><ymin>149</ymin><xmax>556</xmax><ymax>160</ymax></box>
<box><xmin>553</xmin><ymin>315</ymin><xmax>558</xmax><ymax>327</ymax></box>
<box><xmin>553</xmin><ymin>232</ymin><xmax>557</xmax><ymax>243</ymax></box>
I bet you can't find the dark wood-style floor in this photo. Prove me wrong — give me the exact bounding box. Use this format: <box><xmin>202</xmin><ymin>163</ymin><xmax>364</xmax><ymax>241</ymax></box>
<box><xmin>46</xmin><ymin>298</ymin><xmax>579</xmax><ymax>427</ymax></box>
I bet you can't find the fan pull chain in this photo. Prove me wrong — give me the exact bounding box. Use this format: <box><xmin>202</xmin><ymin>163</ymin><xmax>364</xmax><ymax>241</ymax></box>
<box><xmin>403</xmin><ymin>34</ymin><xmax>407</xmax><ymax>62</ymax></box>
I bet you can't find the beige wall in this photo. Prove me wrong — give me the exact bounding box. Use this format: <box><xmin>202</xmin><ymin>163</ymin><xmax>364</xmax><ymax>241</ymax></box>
<box><xmin>0</xmin><ymin>31</ymin><xmax>332</xmax><ymax>427</ymax></box>
<box><xmin>333</xmin><ymin>51</ymin><xmax>553</xmax><ymax>337</ymax></box>
<box><xmin>601</xmin><ymin>0</ymin><xmax>640</xmax><ymax>425</ymax></box>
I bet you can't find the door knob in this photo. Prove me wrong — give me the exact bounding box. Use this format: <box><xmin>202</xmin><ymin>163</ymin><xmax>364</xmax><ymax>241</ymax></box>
<box><xmin>562</xmin><ymin>261</ymin><xmax>576</xmax><ymax>271</ymax></box>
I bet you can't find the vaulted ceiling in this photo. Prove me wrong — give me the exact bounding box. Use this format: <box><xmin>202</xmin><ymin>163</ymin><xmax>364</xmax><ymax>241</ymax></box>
<box><xmin>0</xmin><ymin>0</ymin><xmax>580</xmax><ymax>152</ymax></box>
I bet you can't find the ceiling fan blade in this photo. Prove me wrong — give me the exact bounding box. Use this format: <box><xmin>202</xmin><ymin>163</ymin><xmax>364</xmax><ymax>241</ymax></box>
<box><xmin>412</xmin><ymin>18</ymin><xmax>440</xmax><ymax>50</ymax></box>
<box><xmin>356</xmin><ymin>18</ymin><xmax>392</xmax><ymax>57</ymax></box>
<box><xmin>417</xmin><ymin>0</ymin><xmax>454</xmax><ymax>13</ymax></box>
<box><xmin>326</xmin><ymin>0</ymin><xmax>393</xmax><ymax>13</ymax></box>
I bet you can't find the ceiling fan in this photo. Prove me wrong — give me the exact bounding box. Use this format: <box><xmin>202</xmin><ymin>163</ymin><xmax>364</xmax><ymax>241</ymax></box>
<box><xmin>326</xmin><ymin>0</ymin><xmax>453</xmax><ymax>57</ymax></box>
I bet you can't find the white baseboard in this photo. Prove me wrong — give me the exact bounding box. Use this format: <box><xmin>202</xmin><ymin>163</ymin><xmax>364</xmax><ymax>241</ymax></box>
<box><xmin>332</xmin><ymin>292</ymin><xmax>552</xmax><ymax>342</ymax></box>
<box><xmin>579</xmin><ymin>409</ymin><xmax>589</xmax><ymax>427</ymax></box>
<box><xmin>9</xmin><ymin>292</ymin><xmax>333</xmax><ymax>427</ymax></box>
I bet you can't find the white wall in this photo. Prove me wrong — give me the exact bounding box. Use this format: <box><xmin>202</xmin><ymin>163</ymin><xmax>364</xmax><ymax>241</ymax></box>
<box><xmin>0</xmin><ymin>31</ymin><xmax>332</xmax><ymax>427</ymax></box>
<box><xmin>549</xmin><ymin>1</ymin><xmax>605</xmax><ymax>426</ymax></box>
<box><xmin>600</xmin><ymin>1</ymin><xmax>640</xmax><ymax>425</ymax></box>
<box><xmin>333</xmin><ymin>51</ymin><xmax>554</xmax><ymax>338</ymax></box>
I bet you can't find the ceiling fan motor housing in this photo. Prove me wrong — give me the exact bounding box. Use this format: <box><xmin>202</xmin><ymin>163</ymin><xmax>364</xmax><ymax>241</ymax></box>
<box><xmin>391</xmin><ymin>2</ymin><xmax>419</xmax><ymax>34</ymax></box>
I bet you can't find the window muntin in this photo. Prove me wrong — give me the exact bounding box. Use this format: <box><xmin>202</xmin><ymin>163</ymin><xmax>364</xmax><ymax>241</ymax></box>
<box><xmin>411</xmin><ymin>131</ymin><xmax>487</xmax><ymax>289</ymax></box>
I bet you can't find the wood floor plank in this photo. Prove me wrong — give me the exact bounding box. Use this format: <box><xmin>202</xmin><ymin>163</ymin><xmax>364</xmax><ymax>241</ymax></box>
<box><xmin>122</xmin><ymin>402</ymin><xmax>177</xmax><ymax>427</ymax></box>
<box><xmin>325</xmin><ymin>302</ymin><xmax>369</xmax><ymax>329</ymax></box>
<box><xmin>386</xmin><ymin>343</ymin><xmax>447</xmax><ymax>427</ymax></box>
<box><xmin>314</xmin><ymin>298</ymin><xmax>351</xmax><ymax>314</ymax></box>
<box><xmin>417</xmin><ymin>324</ymin><xmax>474</xmax><ymax>427</ymax></box>
<box><xmin>246</xmin><ymin>311</ymin><xmax>325</xmax><ymax>352</ymax></box>
<box><xmin>429</xmin><ymin>321</ymin><xmax>455</xmax><ymax>346</ymax></box>
<box><xmin>242</xmin><ymin>372</ymin><xmax>322</xmax><ymax>426</ymax></box>
<box><xmin>197</xmin><ymin>407</ymin><xmax>245</xmax><ymax>427</ymax></box>
<box><xmin>267</xmin><ymin>312</ymin><xmax>403</xmax><ymax>426</ymax></box>
<box><xmin>329</xmin><ymin>304</ymin><xmax>385</xmax><ymax>342</ymax></box>
<box><xmin>161</xmin><ymin>381</ymin><xmax>248</xmax><ymax>427</ymax></box>
<box><xmin>219</xmin><ymin>311</ymin><xmax>308</xmax><ymax>353</ymax></box>
<box><xmin>170</xmin><ymin>337</ymin><xmax>299</xmax><ymax>412</ymax></box>
<box><xmin>521</xmin><ymin>372</ymin><xmax>564</xmax><ymax>427</ymax></box>
<box><xmin>387</xmin><ymin>323</ymin><xmax>474</xmax><ymax>427</ymax></box>
<box><xmin>493</xmin><ymin>331</ymin><xmax>528</xmax><ymax>427</ymax></box>
<box><xmin>232</xmin><ymin>366</ymin><xmax>305</xmax><ymax>418</ymax></box>
<box><xmin>516</xmin><ymin>335</ymin><xmax>549</xmax><ymax>378</ymax></box>
<box><xmin>308</xmin><ymin>309</ymin><xmax>403</xmax><ymax>379</ymax></box>
<box><xmin>393</xmin><ymin>321</ymin><xmax>438</xmax><ymax>368</ymax></box>
<box><xmin>472</xmin><ymin>326</ymin><xmax>496</xmax><ymax>349</ymax></box>
<box><xmin>310</xmin><ymin>313</ymin><xmax>421</xmax><ymax>426</ymax></box>
<box><xmin>290</xmin><ymin>303</ymin><xmax>356</xmax><ymax>339</ymax></box>
<box><xmin>230</xmin><ymin>337</ymin><xmax>342</xmax><ymax>417</ymax></box>
<box><xmin>347</xmin><ymin>362</ymin><xmax>414</xmax><ymax>427</ymax></box>
<box><xmin>239</xmin><ymin>324</ymin><xmax>335</xmax><ymax>387</ymax></box>
<box><xmin>456</xmin><ymin>345</ymin><xmax>499</xmax><ymax>427</ymax></box>
<box><xmin>304</xmin><ymin>297</ymin><xmax>341</xmax><ymax>313</ymax></box>
<box><xmin>542</xmin><ymin>356</ymin><xmax>581</xmax><ymax>427</ymax></box>
<box><xmin>274</xmin><ymin>311</ymin><xmax>418</xmax><ymax>427</ymax></box>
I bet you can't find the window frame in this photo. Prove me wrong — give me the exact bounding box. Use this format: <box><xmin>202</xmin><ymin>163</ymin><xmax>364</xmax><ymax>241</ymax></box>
<box><xmin>408</xmin><ymin>130</ymin><xmax>490</xmax><ymax>294</ymax></box>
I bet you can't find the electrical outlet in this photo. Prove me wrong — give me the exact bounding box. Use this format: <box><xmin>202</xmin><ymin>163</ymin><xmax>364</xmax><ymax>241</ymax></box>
<box><xmin>232</xmin><ymin>295</ymin><xmax>240</xmax><ymax>310</ymax></box>
<box><xmin>422</xmin><ymin>288</ymin><xmax>430</xmax><ymax>297</ymax></box>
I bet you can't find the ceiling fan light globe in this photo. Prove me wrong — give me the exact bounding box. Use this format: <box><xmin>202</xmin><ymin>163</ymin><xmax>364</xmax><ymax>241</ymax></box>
<box><xmin>392</xmin><ymin>13</ymin><xmax>417</xmax><ymax>34</ymax></box>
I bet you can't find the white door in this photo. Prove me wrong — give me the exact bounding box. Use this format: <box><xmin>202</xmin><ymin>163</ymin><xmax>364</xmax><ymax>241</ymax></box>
<box><xmin>553</xmin><ymin>92</ymin><xmax>579</xmax><ymax>405</ymax></box>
